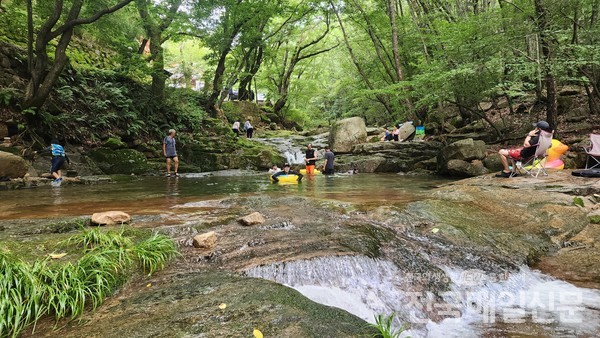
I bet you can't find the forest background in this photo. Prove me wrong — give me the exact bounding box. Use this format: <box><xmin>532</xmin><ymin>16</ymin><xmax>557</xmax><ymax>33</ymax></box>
<box><xmin>0</xmin><ymin>0</ymin><xmax>598</xmax><ymax>146</ymax></box>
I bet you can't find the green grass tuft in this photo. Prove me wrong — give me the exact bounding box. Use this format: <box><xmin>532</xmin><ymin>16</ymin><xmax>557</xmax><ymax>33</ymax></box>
<box><xmin>370</xmin><ymin>313</ymin><xmax>409</xmax><ymax>338</ymax></box>
<box><xmin>0</xmin><ymin>227</ymin><xmax>177</xmax><ymax>337</ymax></box>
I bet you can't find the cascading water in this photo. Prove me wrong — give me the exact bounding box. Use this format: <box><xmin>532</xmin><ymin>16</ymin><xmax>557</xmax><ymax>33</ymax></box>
<box><xmin>245</xmin><ymin>255</ymin><xmax>600</xmax><ymax>337</ymax></box>
<box><xmin>254</xmin><ymin>133</ymin><xmax>329</xmax><ymax>165</ymax></box>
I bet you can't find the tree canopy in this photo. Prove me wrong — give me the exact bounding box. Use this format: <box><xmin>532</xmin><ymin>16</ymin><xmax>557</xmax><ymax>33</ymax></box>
<box><xmin>0</xmin><ymin>0</ymin><xmax>598</xmax><ymax>132</ymax></box>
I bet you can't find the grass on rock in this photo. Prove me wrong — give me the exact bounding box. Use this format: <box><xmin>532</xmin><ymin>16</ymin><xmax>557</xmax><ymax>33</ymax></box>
<box><xmin>0</xmin><ymin>227</ymin><xmax>178</xmax><ymax>338</ymax></box>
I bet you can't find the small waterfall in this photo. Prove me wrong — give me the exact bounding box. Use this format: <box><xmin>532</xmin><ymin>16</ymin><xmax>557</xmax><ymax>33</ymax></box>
<box><xmin>284</xmin><ymin>149</ymin><xmax>305</xmax><ymax>164</ymax></box>
<box><xmin>245</xmin><ymin>255</ymin><xmax>600</xmax><ymax>337</ymax></box>
<box><xmin>254</xmin><ymin>137</ymin><xmax>309</xmax><ymax>165</ymax></box>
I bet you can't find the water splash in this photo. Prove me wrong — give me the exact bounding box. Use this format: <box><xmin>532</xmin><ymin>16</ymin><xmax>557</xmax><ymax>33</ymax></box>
<box><xmin>245</xmin><ymin>255</ymin><xmax>600</xmax><ymax>337</ymax></box>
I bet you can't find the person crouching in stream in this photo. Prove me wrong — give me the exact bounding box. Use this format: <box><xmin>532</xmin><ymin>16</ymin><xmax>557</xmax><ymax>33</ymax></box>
<box><xmin>271</xmin><ymin>163</ymin><xmax>303</xmax><ymax>182</ymax></box>
<box><xmin>35</xmin><ymin>138</ymin><xmax>70</xmax><ymax>186</ymax></box>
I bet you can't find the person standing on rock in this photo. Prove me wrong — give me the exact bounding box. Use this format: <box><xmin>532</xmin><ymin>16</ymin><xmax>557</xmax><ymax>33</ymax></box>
<box><xmin>304</xmin><ymin>143</ymin><xmax>318</xmax><ymax>174</ymax></box>
<box><xmin>163</xmin><ymin>129</ymin><xmax>179</xmax><ymax>177</ymax></box>
<box><xmin>322</xmin><ymin>146</ymin><xmax>335</xmax><ymax>175</ymax></box>
<box><xmin>232</xmin><ymin>121</ymin><xmax>240</xmax><ymax>136</ymax></box>
<box><xmin>244</xmin><ymin>120</ymin><xmax>254</xmax><ymax>138</ymax></box>
<box><xmin>36</xmin><ymin>138</ymin><xmax>70</xmax><ymax>186</ymax></box>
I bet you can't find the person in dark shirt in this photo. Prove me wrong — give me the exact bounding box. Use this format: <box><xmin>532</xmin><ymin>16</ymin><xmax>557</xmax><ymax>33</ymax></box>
<box><xmin>496</xmin><ymin>121</ymin><xmax>551</xmax><ymax>178</ymax></box>
<box><xmin>304</xmin><ymin>144</ymin><xmax>318</xmax><ymax>174</ymax></box>
<box><xmin>163</xmin><ymin>129</ymin><xmax>179</xmax><ymax>177</ymax></box>
<box><xmin>271</xmin><ymin>163</ymin><xmax>303</xmax><ymax>182</ymax></box>
<box><xmin>322</xmin><ymin>146</ymin><xmax>335</xmax><ymax>175</ymax></box>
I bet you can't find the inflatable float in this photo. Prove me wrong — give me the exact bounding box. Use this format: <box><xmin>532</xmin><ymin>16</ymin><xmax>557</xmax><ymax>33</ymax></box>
<box><xmin>299</xmin><ymin>168</ymin><xmax>321</xmax><ymax>175</ymax></box>
<box><xmin>524</xmin><ymin>139</ymin><xmax>568</xmax><ymax>170</ymax></box>
<box><xmin>572</xmin><ymin>169</ymin><xmax>600</xmax><ymax>178</ymax></box>
<box><xmin>269</xmin><ymin>174</ymin><xmax>301</xmax><ymax>184</ymax></box>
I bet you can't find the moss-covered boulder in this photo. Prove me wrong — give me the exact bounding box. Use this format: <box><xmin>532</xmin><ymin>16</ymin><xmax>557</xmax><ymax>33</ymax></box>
<box><xmin>102</xmin><ymin>137</ymin><xmax>127</xmax><ymax>150</ymax></box>
<box><xmin>88</xmin><ymin>148</ymin><xmax>153</xmax><ymax>175</ymax></box>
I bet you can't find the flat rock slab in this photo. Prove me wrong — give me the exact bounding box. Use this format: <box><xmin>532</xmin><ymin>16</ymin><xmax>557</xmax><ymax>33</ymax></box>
<box><xmin>91</xmin><ymin>211</ymin><xmax>131</xmax><ymax>226</ymax></box>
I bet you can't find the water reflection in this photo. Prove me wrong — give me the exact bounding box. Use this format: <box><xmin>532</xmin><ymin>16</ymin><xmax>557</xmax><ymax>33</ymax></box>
<box><xmin>0</xmin><ymin>173</ymin><xmax>452</xmax><ymax>220</ymax></box>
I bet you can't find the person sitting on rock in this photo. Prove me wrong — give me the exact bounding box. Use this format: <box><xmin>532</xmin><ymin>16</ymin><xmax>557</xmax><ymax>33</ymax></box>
<box><xmin>271</xmin><ymin>163</ymin><xmax>303</xmax><ymax>182</ymax></box>
<box><xmin>380</xmin><ymin>127</ymin><xmax>392</xmax><ymax>142</ymax></box>
<box><xmin>496</xmin><ymin>121</ymin><xmax>551</xmax><ymax>178</ymax></box>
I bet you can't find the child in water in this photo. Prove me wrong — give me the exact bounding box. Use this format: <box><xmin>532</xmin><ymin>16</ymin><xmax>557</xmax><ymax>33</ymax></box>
<box><xmin>36</xmin><ymin>138</ymin><xmax>70</xmax><ymax>186</ymax></box>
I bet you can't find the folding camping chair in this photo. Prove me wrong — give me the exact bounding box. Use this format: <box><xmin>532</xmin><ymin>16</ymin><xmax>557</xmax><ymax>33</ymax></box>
<box><xmin>584</xmin><ymin>134</ymin><xmax>600</xmax><ymax>169</ymax></box>
<box><xmin>512</xmin><ymin>130</ymin><xmax>554</xmax><ymax>178</ymax></box>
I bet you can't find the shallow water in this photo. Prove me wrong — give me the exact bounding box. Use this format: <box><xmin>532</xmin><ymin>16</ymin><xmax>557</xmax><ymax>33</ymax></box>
<box><xmin>0</xmin><ymin>172</ymin><xmax>449</xmax><ymax>220</ymax></box>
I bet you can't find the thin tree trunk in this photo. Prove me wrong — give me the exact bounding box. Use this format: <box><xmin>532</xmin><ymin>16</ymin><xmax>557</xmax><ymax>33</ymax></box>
<box><xmin>534</xmin><ymin>0</ymin><xmax>557</xmax><ymax>131</ymax></box>
<box><xmin>329</xmin><ymin>0</ymin><xmax>394</xmax><ymax>117</ymax></box>
<box><xmin>584</xmin><ymin>84</ymin><xmax>598</xmax><ymax>115</ymax></box>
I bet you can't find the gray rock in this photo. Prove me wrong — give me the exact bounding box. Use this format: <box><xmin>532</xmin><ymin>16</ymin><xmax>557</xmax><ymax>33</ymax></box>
<box><xmin>443</xmin><ymin>159</ymin><xmax>489</xmax><ymax>177</ymax></box>
<box><xmin>329</xmin><ymin>117</ymin><xmax>367</xmax><ymax>153</ymax></box>
<box><xmin>439</xmin><ymin>138</ymin><xmax>486</xmax><ymax>162</ymax></box>
<box><xmin>566</xmin><ymin>107</ymin><xmax>590</xmax><ymax>123</ymax></box>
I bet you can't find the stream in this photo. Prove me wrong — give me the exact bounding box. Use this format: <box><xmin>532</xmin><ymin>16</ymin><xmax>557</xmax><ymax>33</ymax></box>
<box><xmin>2</xmin><ymin>171</ymin><xmax>599</xmax><ymax>337</ymax></box>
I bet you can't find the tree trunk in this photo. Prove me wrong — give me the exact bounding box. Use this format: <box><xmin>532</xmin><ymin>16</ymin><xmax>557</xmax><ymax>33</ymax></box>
<box><xmin>329</xmin><ymin>0</ymin><xmax>394</xmax><ymax>117</ymax></box>
<box><xmin>149</xmin><ymin>32</ymin><xmax>166</xmax><ymax>101</ymax></box>
<box><xmin>534</xmin><ymin>0</ymin><xmax>557</xmax><ymax>131</ymax></box>
<box><xmin>206</xmin><ymin>48</ymin><xmax>231</xmax><ymax>117</ymax></box>
<box><xmin>387</xmin><ymin>0</ymin><xmax>415</xmax><ymax>118</ymax></box>
<box><xmin>24</xmin><ymin>0</ymin><xmax>133</xmax><ymax>109</ymax></box>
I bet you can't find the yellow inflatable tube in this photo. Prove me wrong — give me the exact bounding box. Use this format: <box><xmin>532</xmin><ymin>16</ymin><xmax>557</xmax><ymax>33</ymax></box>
<box><xmin>299</xmin><ymin>168</ymin><xmax>321</xmax><ymax>175</ymax></box>
<box><xmin>524</xmin><ymin>139</ymin><xmax>567</xmax><ymax>170</ymax></box>
<box><xmin>269</xmin><ymin>174</ymin><xmax>301</xmax><ymax>184</ymax></box>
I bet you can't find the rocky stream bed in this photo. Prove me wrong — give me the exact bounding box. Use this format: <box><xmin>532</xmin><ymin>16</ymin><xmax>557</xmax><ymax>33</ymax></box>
<box><xmin>1</xmin><ymin>171</ymin><xmax>599</xmax><ymax>337</ymax></box>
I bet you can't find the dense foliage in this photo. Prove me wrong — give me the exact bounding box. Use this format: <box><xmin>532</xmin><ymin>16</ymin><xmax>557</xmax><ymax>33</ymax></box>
<box><xmin>0</xmin><ymin>0</ymin><xmax>598</xmax><ymax>137</ymax></box>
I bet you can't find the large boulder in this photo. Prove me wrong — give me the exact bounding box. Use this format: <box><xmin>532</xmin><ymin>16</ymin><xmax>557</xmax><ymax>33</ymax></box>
<box><xmin>328</xmin><ymin>117</ymin><xmax>367</xmax><ymax>153</ymax></box>
<box><xmin>91</xmin><ymin>211</ymin><xmax>131</xmax><ymax>225</ymax></box>
<box><xmin>437</xmin><ymin>138</ymin><xmax>487</xmax><ymax>176</ymax></box>
<box><xmin>444</xmin><ymin>159</ymin><xmax>489</xmax><ymax>177</ymax></box>
<box><xmin>0</xmin><ymin>151</ymin><xmax>29</xmax><ymax>178</ymax></box>
<box><xmin>192</xmin><ymin>231</ymin><xmax>217</xmax><ymax>249</ymax></box>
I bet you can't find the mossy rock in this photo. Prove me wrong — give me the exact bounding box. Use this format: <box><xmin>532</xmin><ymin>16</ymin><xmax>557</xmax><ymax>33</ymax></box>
<box><xmin>88</xmin><ymin>148</ymin><xmax>153</xmax><ymax>175</ymax></box>
<box><xmin>103</xmin><ymin>137</ymin><xmax>126</xmax><ymax>150</ymax></box>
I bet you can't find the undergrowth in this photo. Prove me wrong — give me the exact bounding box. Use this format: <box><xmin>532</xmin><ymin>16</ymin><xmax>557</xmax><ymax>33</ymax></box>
<box><xmin>0</xmin><ymin>227</ymin><xmax>178</xmax><ymax>338</ymax></box>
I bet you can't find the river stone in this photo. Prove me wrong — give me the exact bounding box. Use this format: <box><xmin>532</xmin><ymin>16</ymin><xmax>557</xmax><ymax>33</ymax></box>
<box><xmin>440</xmin><ymin>138</ymin><xmax>486</xmax><ymax>162</ymax></box>
<box><xmin>444</xmin><ymin>159</ymin><xmax>489</xmax><ymax>177</ymax></box>
<box><xmin>192</xmin><ymin>231</ymin><xmax>217</xmax><ymax>249</ymax></box>
<box><xmin>91</xmin><ymin>211</ymin><xmax>131</xmax><ymax>226</ymax></box>
<box><xmin>438</xmin><ymin>138</ymin><xmax>487</xmax><ymax>176</ymax></box>
<box><xmin>239</xmin><ymin>212</ymin><xmax>265</xmax><ymax>226</ymax></box>
<box><xmin>328</xmin><ymin>117</ymin><xmax>367</xmax><ymax>153</ymax></box>
<box><xmin>0</xmin><ymin>151</ymin><xmax>29</xmax><ymax>178</ymax></box>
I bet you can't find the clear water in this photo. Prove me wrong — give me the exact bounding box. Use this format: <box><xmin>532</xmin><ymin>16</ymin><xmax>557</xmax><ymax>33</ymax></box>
<box><xmin>0</xmin><ymin>171</ymin><xmax>449</xmax><ymax>220</ymax></box>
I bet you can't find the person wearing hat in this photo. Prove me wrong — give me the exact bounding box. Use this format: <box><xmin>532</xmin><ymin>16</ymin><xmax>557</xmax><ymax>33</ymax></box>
<box><xmin>271</xmin><ymin>163</ymin><xmax>303</xmax><ymax>182</ymax></box>
<box><xmin>496</xmin><ymin>121</ymin><xmax>551</xmax><ymax>178</ymax></box>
